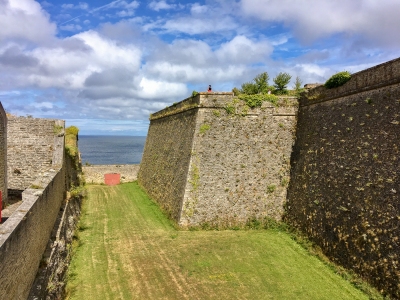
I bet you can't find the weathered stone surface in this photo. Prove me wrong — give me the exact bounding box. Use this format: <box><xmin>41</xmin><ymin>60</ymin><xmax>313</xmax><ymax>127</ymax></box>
<box><xmin>7</xmin><ymin>116</ymin><xmax>64</xmax><ymax>191</ymax></box>
<box><xmin>83</xmin><ymin>164</ymin><xmax>140</xmax><ymax>184</ymax></box>
<box><xmin>138</xmin><ymin>93</ymin><xmax>298</xmax><ymax>227</ymax></box>
<box><xmin>0</xmin><ymin>103</ymin><xmax>7</xmax><ymax>205</ymax></box>
<box><xmin>286</xmin><ymin>57</ymin><xmax>400</xmax><ymax>299</ymax></box>
<box><xmin>0</xmin><ymin>116</ymin><xmax>81</xmax><ymax>300</ymax></box>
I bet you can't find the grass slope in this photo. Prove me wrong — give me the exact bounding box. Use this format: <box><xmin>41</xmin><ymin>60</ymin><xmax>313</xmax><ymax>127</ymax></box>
<box><xmin>66</xmin><ymin>182</ymin><xmax>369</xmax><ymax>300</ymax></box>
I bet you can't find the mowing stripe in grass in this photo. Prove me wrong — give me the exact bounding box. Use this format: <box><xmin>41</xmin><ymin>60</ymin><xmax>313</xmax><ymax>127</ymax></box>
<box><xmin>66</xmin><ymin>182</ymin><xmax>370</xmax><ymax>300</ymax></box>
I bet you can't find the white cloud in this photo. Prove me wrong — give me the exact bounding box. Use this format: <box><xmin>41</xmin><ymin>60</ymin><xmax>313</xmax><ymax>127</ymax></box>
<box><xmin>139</xmin><ymin>78</ymin><xmax>187</xmax><ymax>99</ymax></box>
<box><xmin>216</xmin><ymin>36</ymin><xmax>273</xmax><ymax>64</ymax></box>
<box><xmin>190</xmin><ymin>3</ymin><xmax>208</xmax><ymax>14</ymax></box>
<box><xmin>117</xmin><ymin>10</ymin><xmax>135</xmax><ymax>17</ymax></box>
<box><xmin>25</xmin><ymin>30</ymin><xmax>141</xmax><ymax>90</ymax></box>
<box><xmin>240</xmin><ymin>0</ymin><xmax>400</xmax><ymax>47</ymax></box>
<box><xmin>0</xmin><ymin>0</ymin><xmax>56</xmax><ymax>44</ymax></box>
<box><xmin>61</xmin><ymin>2</ymin><xmax>88</xmax><ymax>10</ymax></box>
<box><xmin>148</xmin><ymin>0</ymin><xmax>175</xmax><ymax>11</ymax></box>
<box><xmin>163</xmin><ymin>16</ymin><xmax>237</xmax><ymax>34</ymax></box>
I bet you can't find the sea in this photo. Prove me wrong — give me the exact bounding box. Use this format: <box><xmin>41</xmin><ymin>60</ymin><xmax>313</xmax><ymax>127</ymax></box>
<box><xmin>78</xmin><ymin>136</ymin><xmax>146</xmax><ymax>165</ymax></box>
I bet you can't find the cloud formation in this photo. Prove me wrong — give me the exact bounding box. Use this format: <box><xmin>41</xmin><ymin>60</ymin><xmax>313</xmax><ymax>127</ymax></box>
<box><xmin>240</xmin><ymin>0</ymin><xmax>400</xmax><ymax>47</ymax></box>
<box><xmin>0</xmin><ymin>0</ymin><xmax>399</xmax><ymax>135</ymax></box>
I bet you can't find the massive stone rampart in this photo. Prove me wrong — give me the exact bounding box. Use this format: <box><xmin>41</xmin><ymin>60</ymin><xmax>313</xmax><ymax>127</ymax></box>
<box><xmin>0</xmin><ymin>103</ymin><xmax>6</xmax><ymax>204</ymax></box>
<box><xmin>286</xmin><ymin>57</ymin><xmax>400</xmax><ymax>298</ymax></box>
<box><xmin>138</xmin><ymin>93</ymin><xmax>298</xmax><ymax>226</ymax></box>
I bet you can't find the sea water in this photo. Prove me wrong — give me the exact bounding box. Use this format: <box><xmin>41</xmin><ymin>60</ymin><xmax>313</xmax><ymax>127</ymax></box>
<box><xmin>78</xmin><ymin>136</ymin><xmax>146</xmax><ymax>165</ymax></box>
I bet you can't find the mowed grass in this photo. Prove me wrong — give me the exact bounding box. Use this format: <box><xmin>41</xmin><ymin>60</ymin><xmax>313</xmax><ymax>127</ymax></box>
<box><xmin>66</xmin><ymin>182</ymin><xmax>369</xmax><ymax>300</ymax></box>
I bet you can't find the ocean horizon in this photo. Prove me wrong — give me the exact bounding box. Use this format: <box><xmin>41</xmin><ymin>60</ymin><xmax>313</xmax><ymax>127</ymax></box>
<box><xmin>78</xmin><ymin>135</ymin><xmax>146</xmax><ymax>165</ymax></box>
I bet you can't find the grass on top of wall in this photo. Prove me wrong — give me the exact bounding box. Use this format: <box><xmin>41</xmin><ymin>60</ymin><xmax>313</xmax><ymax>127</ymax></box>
<box><xmin>66</xmin><ymin>182</ymin><xmax>383</xmax><ymax>300</ymax></box>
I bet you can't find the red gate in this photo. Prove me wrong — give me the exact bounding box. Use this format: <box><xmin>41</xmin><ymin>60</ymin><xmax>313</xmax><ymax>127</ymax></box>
<box><xmin>104</xmin><ymin>173</ymin><xmax>120</xmax><ymax>186</ymax></box>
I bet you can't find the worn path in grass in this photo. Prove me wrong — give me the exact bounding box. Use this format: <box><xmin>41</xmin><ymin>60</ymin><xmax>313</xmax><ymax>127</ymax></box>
<box><xmin>66</xmin><ymin>182</ymin><xmax>369</xmax><ymax>300</ymax></box>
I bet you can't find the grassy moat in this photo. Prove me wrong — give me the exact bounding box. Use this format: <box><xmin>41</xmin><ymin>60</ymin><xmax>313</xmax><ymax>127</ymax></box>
<box><xmin>66</xmin><ymin>182</ymin><xmax>376</xmax><ymax>299</ymax></box>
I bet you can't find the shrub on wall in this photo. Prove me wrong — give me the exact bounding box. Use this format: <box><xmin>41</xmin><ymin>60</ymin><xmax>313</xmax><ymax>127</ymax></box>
<box><xmin>238</xmin><ymin>94</ymin><xmax>278</xmax><ymax>108</ymax></box>
<box><xmin>65</xmin><ymin>126</ymin><xmax>79</xmax><ymax>159</ymax></box>
<box><xmin>324</xmin><ymin>71</ymin><xmax>351</xmax><ymax>89</ymax></box>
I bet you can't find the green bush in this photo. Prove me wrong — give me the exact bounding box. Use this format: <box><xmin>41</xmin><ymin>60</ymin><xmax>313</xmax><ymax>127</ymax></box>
<box><xmin>240</xmin><ymin>82</ymin><xmax>258</xmax><ymax>95</ymax></box>
<box><xmin>324</xmin><ymin>71</ymin><xmax>351</xmax><ymax>89</ymax></box>
<box><xmin>238</xmin><ymin>94</ymin><xmax>278</xmax><ymax>108</ymax></box>
<box><xmin>232</xmin><ymin>87</ymin><xmax>241</xmax><ymax>96</ymax></box>
<box><xmin>66</xmin><ymin>126</ymin><xmax>79</xmax><ymax>136</ymax></box>
<box><xmin>192</xmin><ymin>90</ymin><xmax>199</xmax><ymax>97</ymax></box>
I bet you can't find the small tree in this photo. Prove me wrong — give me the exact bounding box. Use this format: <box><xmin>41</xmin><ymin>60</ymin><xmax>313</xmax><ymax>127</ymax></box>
<box><xmin>240</xmin><ymin>72</ymin><xmax>270</xmax><ymax>95</ymax></box>
<box><xmin>240</xmin><ymin>82</ymin><xmax>257</xmax><ymax>95</ymax></box>
<box><xmin>232</xmin><ymin>87</ymin><xmax>241</xmax><ymax>96</ymax></box>
<box><xmin>254</xmin><ymin>72</ymin><xmax>270</xmax><ymax>94</ymax></box>
<box><xmin>294</xmin><ymin>76</ymin><xmax>303</xmax><ymax>91</ymax></box>
<box><xmin>273</xmin><ymin>72</ymin><xmax>292</xmax><ymax>95</ymax></box>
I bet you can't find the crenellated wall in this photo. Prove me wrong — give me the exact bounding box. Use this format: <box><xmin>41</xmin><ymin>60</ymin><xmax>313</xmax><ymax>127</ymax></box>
<box><xmin>138</xmin><ymin>93</ymin><xmax>298</xmax><ymax>227</ymax></box>
<box><xmin>286</xmin><ymin>57</ymin><xmax>400</xmax><ymax>298</ymax></box>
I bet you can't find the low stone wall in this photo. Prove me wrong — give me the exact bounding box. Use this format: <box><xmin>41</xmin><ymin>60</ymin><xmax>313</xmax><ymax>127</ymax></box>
<box><xmin>83</xmin><ymin>164</ymin><xmax>140</xmax><ymax>184</ymax></box>
<box><xmin>0</xmin><ymin>167</ymin><xmax>65</xmax><ymax>300</ymax></box>
<box><xmin>0</xmin><ymin>117</ymin><xmax>81</xmax><ymax>300</ymax></box>
<box><xmin>28</xmin><ymin>193</ymin><xmax>82</xmax><ymax>299</ymax></box>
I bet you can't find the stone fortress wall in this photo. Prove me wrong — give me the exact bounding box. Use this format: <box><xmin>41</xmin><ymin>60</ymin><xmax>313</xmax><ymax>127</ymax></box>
<box><xmin>7</xmin><ymin>116</ymin><xmax>64</xmax><ymax>195</ymax></box>
<box><xmin>0</xmin><ymin>103</ymin><xmax>6</xmax><ymax>204</ymax></box>
<box><xmin>138</xmin><ymin>93</ymin><xmax>298</xmax><ymax>226</ymax></box>
<box><xmin>286</xmin><ymin>57</ymin><xmax>400</xmax><ymax>298</ymax></box>
<box><xmin>0</xmin><ymin>116</ymin><xmax>80</xmax><ymax>300</ymax></box>
<box><xmin>139</xmin><ymin>57</ymin><xmax>400</xmax><ymax>298</ymax></box>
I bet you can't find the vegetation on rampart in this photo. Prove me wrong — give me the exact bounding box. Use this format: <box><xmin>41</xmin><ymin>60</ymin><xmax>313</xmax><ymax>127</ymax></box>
<box><xmin>324</xmin><ymin>71</ymin><xmax>351</xmax><ymax>89</ymax></box>
<box><xmin>234</xmin><ymin>71</ymin><xmax>297</xmax><ymax>96</ymax></box>
<box><xmin>65</xmin><ymin>126</ymin><xmax>79</xmax><ymax>158</ymax></box>
<box><xmin>238</xmin><ymin>93</ymin><xmax>278</xmax><ymax>108</ymax></box>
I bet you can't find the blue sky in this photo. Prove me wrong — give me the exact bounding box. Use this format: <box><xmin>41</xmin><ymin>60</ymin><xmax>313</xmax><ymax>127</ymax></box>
<box><xmin>1</xmin><ymin>0</ymin><xmax>399</xmax><ymax>135</ymax></box>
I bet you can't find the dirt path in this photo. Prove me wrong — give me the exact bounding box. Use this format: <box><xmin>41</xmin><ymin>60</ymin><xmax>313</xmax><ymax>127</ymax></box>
<box><xmin>66</xmin><ymin>183</ymin><xmax>372</xmax><ymax>300</ymax></box>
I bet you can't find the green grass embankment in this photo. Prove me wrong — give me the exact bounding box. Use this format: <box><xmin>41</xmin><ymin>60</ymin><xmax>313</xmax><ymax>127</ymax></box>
<box><xmin>66</xmin><ymin>182</ymin><xmax>373</xmax><ymax>300</ymax></box>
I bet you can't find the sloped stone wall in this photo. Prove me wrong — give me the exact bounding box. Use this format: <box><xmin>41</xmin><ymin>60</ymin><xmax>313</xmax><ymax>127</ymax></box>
<box><xmin>181</xmin><ymin>96</ymin><xmax>297</xmax><ymax>227</ymax></box>
<box><xmin>138</xmin><ymin>96</ymin><xmax>199</xmax><ymax>220</ymax></box>
<box><xmin>286</xmin><ymin>58</ymin><xmax>400</xmax><ymax>298</ymax></box>
<box><xmin>138</xmin><ymin>93</ymin><xmax>298</xmax><ymax>227</ymax></box>
<box><xmin>0</xmin><ymin>103</ymin><xmax>6</xmax><ymax>204</ymax></box>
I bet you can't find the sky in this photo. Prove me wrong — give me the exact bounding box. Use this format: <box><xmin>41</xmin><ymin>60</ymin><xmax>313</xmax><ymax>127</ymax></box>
<box><xmin>1</xmin><ymin>0</ymin><xmax>399</xmax><ymax>136</ymax></box>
